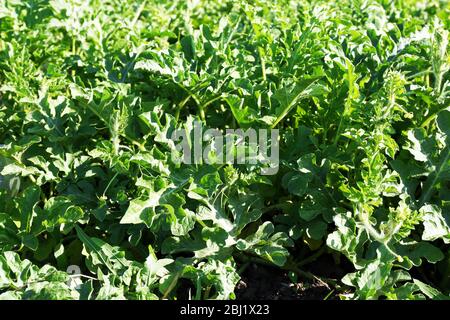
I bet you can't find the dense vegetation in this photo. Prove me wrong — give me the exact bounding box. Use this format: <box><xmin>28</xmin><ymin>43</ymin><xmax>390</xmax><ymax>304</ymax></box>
<box><xmin>0</xmin><ymin>0</ymin><xmax>449</xmax><ymax>300</ymax></box>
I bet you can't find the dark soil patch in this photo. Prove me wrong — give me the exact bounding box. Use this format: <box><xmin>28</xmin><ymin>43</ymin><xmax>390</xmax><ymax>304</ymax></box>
<box><xmin>235</xmin><ymin>263</ymin><xmax>338</xmax><ymax>300</ymax></box>
<box><xmin>307</xmin><ymin>254</ymin><xmax>350</xmax><ymax>279</ymax></box>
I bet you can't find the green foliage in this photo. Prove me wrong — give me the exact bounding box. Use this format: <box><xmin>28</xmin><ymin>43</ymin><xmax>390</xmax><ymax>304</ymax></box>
<box><xmin>0</xmin><ymin>0</ymin><xmax>449</xmax><ymax>300</ymax></box>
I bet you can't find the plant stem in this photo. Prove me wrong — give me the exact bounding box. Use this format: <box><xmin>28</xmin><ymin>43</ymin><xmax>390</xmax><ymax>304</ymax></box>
<box><xmin>297</xmin><ymin>246</ymin><xmax>326</xmax><ymax>267</ymax></box>
<box><xmin>162</xmin><ymin>271</ymin><xmax>181</xmax><ymax>300</ymax></box>
<box><xmin>102</xmin><ymin>172</ymin><xmax>119</xmax><ymax>197</ymax></box>
<box><xmin>131</xmin><ymin>0</ymin><xmax>147</xmax><ymax>28</ymax></box>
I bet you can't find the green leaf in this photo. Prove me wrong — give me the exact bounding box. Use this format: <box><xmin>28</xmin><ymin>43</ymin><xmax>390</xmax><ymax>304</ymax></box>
<box><xmin>236</xmin><ymin>222</ymin><xmax>293</xmax><ymax>266</ymax></box>
<box><xmin>271</xmin><ymin>78</ymin><xmax>328</xmax><ymax>128</ymax></box>
<box><xmin>75</xmin><ymin>225</ymin><xmax>130</xmax><ymax>274</ymax></box>
<box><xmin>16</xmin><ymin>186</ymin><xmax>41</xmax><ymax>233</ymax></box>
<box><xmin>21</xmin><ymin>234</ymin><xmax>39</xmax><ymax>251</ymax></box>
<box><xmin>397</xmin><ymin>241</ymin><xmax>444</xmax><ymax>267</ymax></box>
<box><xmin>421</xmin><ymin>205</ymin><xmax>450</xmax><ymax>243</ymax></box>
<box><xmin>413</xmin><ymin>279</ymin><xmax>450</xmax><ymax>300</ymax></box>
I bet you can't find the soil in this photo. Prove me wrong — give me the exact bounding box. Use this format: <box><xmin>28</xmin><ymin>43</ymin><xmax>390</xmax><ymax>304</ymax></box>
<box><xmin>235</xmin><ymin>263</ymin><xmax>337</xmax><ymax>300</ymax></box>
<box><xmin>235</xmin><ymin>255</ymin><xmax>350</xmax><ymax>300</ymax></box>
